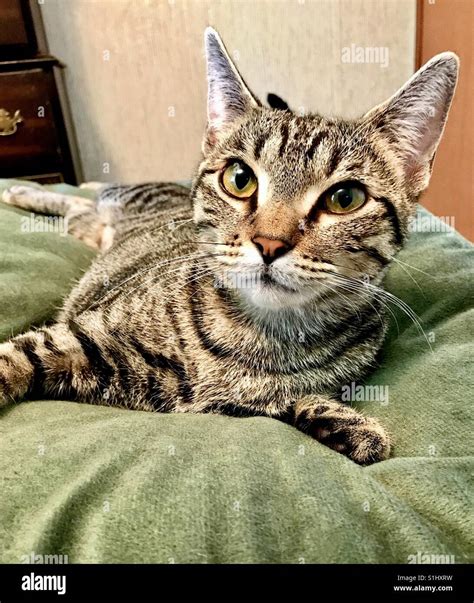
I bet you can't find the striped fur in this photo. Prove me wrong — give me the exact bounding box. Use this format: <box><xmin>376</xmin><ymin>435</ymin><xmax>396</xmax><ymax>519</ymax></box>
<box><xmin>0</xmin><ymin>29</ymin><xmax>458</xmax><ymax>464</ymax></box>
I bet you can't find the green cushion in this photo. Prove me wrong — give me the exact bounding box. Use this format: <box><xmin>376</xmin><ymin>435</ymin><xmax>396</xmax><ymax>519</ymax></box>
<box><xmin>0</xmin><ymin>179</ymin><xmax>472</xmax><ymax>563</ymax></box>
<box><xmin>0</xmin><ymin>180</ymin><xmax>95</xmax><ymax>340</ymax></box>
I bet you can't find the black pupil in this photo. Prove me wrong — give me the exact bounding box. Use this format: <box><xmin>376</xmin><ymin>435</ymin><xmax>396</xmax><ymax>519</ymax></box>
<box><xmin>233</xmin><ymin>164</ymin><xmax>251</xmax><ymax>190</ymax></box>
<box><xmin>335</xmin><ymin>188</ymin><xmax>353</xmax><ymax>208</ymax></box>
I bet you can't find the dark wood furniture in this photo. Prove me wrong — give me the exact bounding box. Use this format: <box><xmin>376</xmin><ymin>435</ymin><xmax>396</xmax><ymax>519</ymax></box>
<box><xmin>0</xmin><ymin>0</ymin><xmax>82</xmax><ymax>184</ymax></box>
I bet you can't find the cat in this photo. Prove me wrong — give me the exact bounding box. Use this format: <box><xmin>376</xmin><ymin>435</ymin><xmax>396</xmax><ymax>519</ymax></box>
<box><xmin>0</xmin><ymin>28</ymin><xmax>458</xmax><ymax>464</ymax></box>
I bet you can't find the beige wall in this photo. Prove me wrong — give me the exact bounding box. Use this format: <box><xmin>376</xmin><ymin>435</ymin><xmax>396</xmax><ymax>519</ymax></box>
<box><xmin>41</xmin><ymin>0</ymin><xmax>416</xmax><ymax>183</ymax></box>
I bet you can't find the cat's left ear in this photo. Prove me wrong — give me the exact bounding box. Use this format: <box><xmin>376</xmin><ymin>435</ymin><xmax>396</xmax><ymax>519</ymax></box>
<box><xmin>203</xmin><ymin>27</ymin><xmax>260</xmax><ymax>153</ymax></box>
<box><xmin>364</xmin><ymin>52</ymin><xmax>459</xmax><ymax>195</ymax></box>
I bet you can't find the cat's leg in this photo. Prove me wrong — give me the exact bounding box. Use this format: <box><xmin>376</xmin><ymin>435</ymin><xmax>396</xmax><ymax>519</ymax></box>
<box><xmin>1</xmin><ymin>185</ymin><xmax>114</xmax><ymax>251</ymax></box>
<box><xmin>79</xmin><ymin>182</ymin><xmax>107</xmax><ymax>192</ymax></box>
<box><xmin>2</xmin><ymin>185</ymin><xmax>95</xmax><ymax>216</ymax></box>
<box><xmin>0</xmin><ymin>324</ymin><xmax>105</xmax><ymax>408</ymax></box>
<box><xmin>294</xmin><ymin>395</ymin><xmax>390</xmax><ymax>465</ymax></box>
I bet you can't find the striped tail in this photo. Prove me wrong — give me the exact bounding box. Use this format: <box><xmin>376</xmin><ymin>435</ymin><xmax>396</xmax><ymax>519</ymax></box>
<box><xmin>0</xmin><ymin>324</ymin><xmax>100</xmax><ymax>406</ymax></box>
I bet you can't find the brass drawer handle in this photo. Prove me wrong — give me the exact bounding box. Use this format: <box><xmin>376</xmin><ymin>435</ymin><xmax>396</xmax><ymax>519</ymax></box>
<box><xmin>0</xmin><ymin>108</ymin><xmax>23</xmax><ymax>136</ymax></box>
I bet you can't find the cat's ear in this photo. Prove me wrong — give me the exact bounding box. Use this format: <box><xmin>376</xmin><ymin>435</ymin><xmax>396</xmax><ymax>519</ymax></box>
<box><xmin>203</xmin><ymin>27</ymin><xmax>259</xmax><ymax>152</ymax></box>
<box><xmin>364</xmin><ymin>52</ymin><xmax>459</xmax><ymax>195</ymax></box>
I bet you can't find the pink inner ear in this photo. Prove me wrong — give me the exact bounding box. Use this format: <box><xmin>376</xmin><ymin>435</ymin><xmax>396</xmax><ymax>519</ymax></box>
<box><xmin>404</xmin><ymin>156</ymin><xmax>425</xmax><ymax>181</ymax></box>
<box><xmin>400</xmin><ymin>103</ymin><xmax>446</xmax><ymax>175</ymax></box>
<box><xmin>208</xmin><ymin>88</ymin><xmax>235</xmax><ymax>133</ymax></box>
<box><xmin>206</xmin><ymin>127</ymin><xmax>218</xmax><ymax>147</ymax></box>
<box><xmin>208</xmin><ymin>108</ymin><xmax>221</xmax><ymax>123</ymax></box>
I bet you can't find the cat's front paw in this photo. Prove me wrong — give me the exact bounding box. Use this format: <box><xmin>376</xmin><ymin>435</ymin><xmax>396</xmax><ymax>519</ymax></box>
<box><xmin>295</xmin><ymin>397</ymin><xmax>390</xmax><ymax>465</ymax></box>
<box><xmin>1</xmin><ymin>185</ymin><xmax>37</xmax><ymax>205</ymax></box>
<box><xmin>0</xmin><ymin>342</ymin><xmax>33</xmax><ymax>409</ymax></box>
<box><xmin>0</xmin><ymin>357</ymin><xmax>11</xmax><ymax>409</ymax></box>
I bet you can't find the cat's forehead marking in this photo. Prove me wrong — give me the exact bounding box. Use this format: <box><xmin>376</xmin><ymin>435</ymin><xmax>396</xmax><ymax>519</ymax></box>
<box><xmin>255</xmin><ymin>174</ymin><xmax>322</xmax><ymax>213</ymax></box>
<box><xmin>244</xmin><ymin>112</ymin><xmax>356</xmax><ymax>206</ymax></box>
<box><xmin>247</xmin><ymin>110</ymin><xmax>351</xmax><ymax>187</ymax></box>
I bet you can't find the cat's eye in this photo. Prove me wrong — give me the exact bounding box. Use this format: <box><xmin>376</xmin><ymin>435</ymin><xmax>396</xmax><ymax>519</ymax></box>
<box><xmin>324</xmin><ymin>184</ymin><xmax>366</xmax><ymax>214</ymax></box>
<box><xmin>220</xmin><ymin>161</ymin><xmax>257</xmax><ymax>199</ymax></box>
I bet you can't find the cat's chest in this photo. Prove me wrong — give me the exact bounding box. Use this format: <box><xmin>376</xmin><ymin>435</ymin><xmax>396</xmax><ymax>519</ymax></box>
<box><xmin>178</xmin><ymin>329</ymin><xmax>343</xmax><ymax>412</ymax></box>
<box><xmin>163</xmin><ymin>276</ymin><xmax>384</xmax><ymax>410</ymax></box>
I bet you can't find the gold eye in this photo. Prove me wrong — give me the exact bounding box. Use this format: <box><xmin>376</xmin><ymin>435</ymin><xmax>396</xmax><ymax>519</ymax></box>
<box><xmin>324</xmin><ymin>184</ymin><xmax>366</xmax><ymax>214</ymax></box>
<box><xmin>221</xmin><ymin>161</ymin><xmax>257</xmax><ymax>199</ymax></box>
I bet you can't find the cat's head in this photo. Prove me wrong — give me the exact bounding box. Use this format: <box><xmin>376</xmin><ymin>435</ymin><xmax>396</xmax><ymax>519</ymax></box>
<box><xmin>192</xmin><ymin>27</ymin><xmax>458</xmax><ymax>311</ymax></box>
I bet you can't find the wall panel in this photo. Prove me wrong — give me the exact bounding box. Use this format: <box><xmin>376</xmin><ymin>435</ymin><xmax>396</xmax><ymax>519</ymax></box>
<box><xmin>41</xmin><ymin>0</ymin><xmax>416</xmax><ymax>182</ymax></box>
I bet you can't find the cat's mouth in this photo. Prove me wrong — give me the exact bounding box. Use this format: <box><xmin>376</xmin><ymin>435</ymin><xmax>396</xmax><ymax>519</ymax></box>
<box><xmin>259</xmin><ymin>270</ymin><xmax>297</xmax><ymax>292</ymax></box>
<box><xmin>216</xmin><ymin>262</ymin><xmax>319</xmax><ymax>310</ymax></box>
<box><xmin>219</xmin><ymin>264</ymin><xmax>297</xmax><ymax>293</ymax></box>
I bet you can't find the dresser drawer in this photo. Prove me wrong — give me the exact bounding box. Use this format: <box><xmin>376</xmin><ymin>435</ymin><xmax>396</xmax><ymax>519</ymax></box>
<box><xmin>0</xmin><ymin>68</ymin><xmax>63</xmax><ymax>177</ymax></box>
<box><xmin>0</xmin><ymin>0</ymin><xmax>37</xmax><ymax>55</ymax></box>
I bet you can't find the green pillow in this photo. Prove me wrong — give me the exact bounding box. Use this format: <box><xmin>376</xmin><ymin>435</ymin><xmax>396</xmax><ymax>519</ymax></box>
<box><xmin>0</xmin><ymin>180</ymin><xmax>95</xmax><ymax>340</ymax></box>
<box><xmin>0</xmin><ymin>179</ymin><xmax>472</xmax><ymax>563</ymax></box>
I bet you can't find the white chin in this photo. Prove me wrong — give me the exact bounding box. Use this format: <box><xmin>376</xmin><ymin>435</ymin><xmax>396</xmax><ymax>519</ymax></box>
<box><xmin>238</xmin><ymin>282</ymin><xmax>315</xmax><ymax>310</ymax></box>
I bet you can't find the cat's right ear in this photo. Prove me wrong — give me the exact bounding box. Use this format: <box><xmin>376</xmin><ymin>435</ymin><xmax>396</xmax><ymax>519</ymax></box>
<box><xmin>203</xmin><ymin>27</ymin><xmax>259</xmax><ymax>153</ymax></box>
<box><xmin>363</xmin><ymin>52</ymin><xmax>459</xmax><ymax>196</ymax></box>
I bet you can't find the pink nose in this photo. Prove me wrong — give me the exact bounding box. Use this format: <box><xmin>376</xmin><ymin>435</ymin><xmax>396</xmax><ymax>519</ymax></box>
<box><xmin>252</xmin><ymin>236</ymin><xmax>291</xmax><ymax>264</ymax></box>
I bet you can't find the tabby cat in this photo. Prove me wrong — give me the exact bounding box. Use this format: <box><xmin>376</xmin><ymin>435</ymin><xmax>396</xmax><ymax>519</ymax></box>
<box><xmin>0</xmin><ymin>29</ymin><xmax>458</xmax><ymax>464</ymax></box>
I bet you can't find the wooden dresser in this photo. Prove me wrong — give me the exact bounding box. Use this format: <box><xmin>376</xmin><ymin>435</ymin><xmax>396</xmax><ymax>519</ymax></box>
<box><xmin>0</xmin><ymin>0</ymin><xmax>82</xmax><ymax>184</ymax></box>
